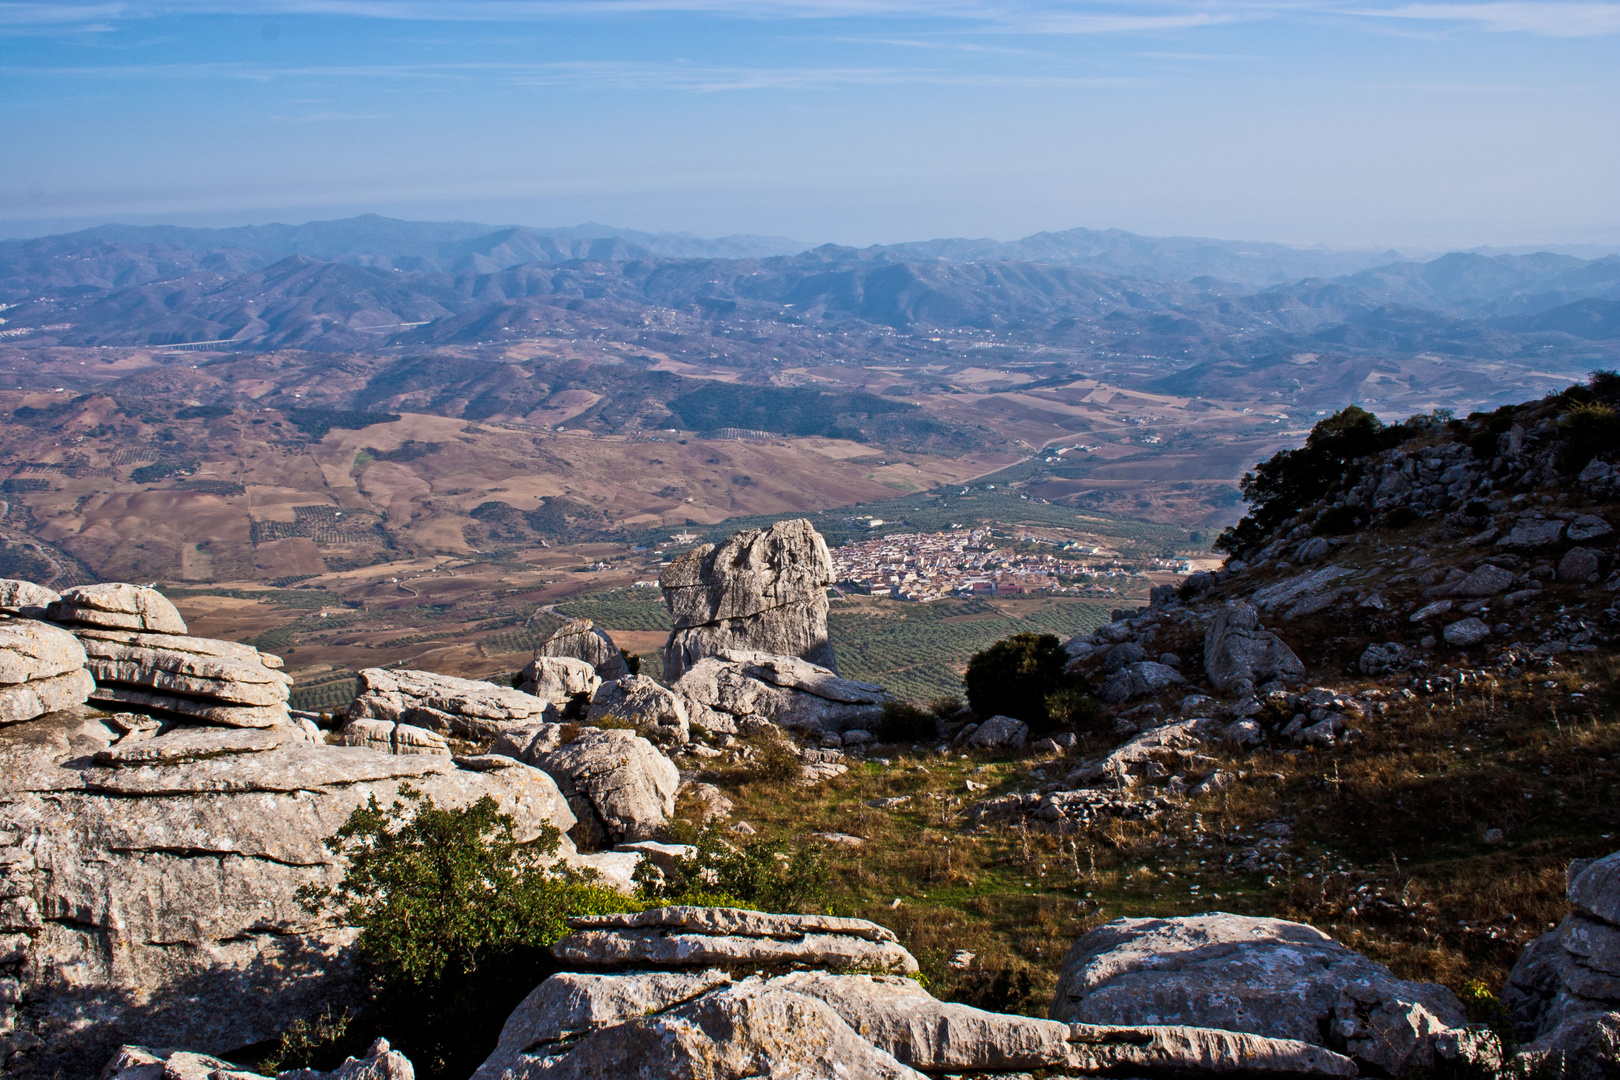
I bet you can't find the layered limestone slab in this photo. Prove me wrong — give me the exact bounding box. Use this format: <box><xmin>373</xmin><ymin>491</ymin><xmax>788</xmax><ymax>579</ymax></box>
<box><xmin>49</xmin><ymin>583</ymin><xmax>189</xmax><ymax>634</ymax></box>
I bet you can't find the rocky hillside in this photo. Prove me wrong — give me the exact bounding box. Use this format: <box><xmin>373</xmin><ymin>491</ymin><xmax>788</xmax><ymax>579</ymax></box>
<box><xmin>1</xmin><ymin>378</ymin><xmax>1617</xmax><ymax>1078</ymax></box>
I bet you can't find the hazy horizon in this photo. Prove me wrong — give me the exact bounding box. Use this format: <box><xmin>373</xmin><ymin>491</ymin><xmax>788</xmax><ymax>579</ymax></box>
<box><xmin>3</xmin><ymin>1</ymin><xmax>1618</xmax><ymax>250</ymax></box>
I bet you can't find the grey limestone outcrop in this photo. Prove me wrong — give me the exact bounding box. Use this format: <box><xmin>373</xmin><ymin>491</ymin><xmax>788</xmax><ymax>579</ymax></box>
<box><xmin>671</xmin><ymin>649</ymin><xmax>887</xmax><ymax>736</ymax></box>
<box><xmin>0</xmin><ymin>616</ymin><xmax>94</xmax><ymax>725</ymax></box>
<box><xmin>1049</xmin><ymin>912</ymin><xmax>1471</xmax><ymax>1077</ymax></box>
<box><xmin>533</xmin><ymin>618</ymin><xmax>629</xmax><ymax>681</ymax></box>
<box><xmin>660</xmin><ymin>519</ymin><xmax>836</xmax><ymax>680</ymax></box>
<box><xmin>491</xmin><ymin>724</ymin><xmax>679</xmax><ymax>847</ymax></box>
<box><xmin>0</xmin><ymin>705</ymin><xmax>584</xmax><ymax>1080</ymax></box>
<box><xmin>347</xmin><ymin>667</ymin><xmax>553</xmax><ymax>741</ymax></box>
<box><xmin>1505</xmin><ymin>850</ymin><xmax>1620</xmax><ymax>1074</ymax></box>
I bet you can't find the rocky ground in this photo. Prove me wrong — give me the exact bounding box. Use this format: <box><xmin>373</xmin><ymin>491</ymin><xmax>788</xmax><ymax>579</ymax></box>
<box><xmin>0</xmin><ymin>382</ymin><xmax>1617</xmax><ymax>1078</ymax></box>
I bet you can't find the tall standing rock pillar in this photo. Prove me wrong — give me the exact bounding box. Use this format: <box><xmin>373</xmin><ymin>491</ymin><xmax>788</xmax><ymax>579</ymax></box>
<box><xmin>660</xmin><ymin>519</ymin><xmax>836</xmax><ymax>680</ymax></box>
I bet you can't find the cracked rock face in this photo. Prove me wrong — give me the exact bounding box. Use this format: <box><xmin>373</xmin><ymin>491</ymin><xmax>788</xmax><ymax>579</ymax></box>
<box><xmin>492</xmin><ymin>725</ymin><xmax>678</xmax><ymax>848</ymax></box>
<box><xmin>587</xmin><ymin>674</ymin><xmax>689</xmax><ymax>746</ymax></box>
<box><xmin>0</xmin><ymin>618</ymin><xmax>95</xmax><ymax>725</ymax></box>
<box><xmin>671</xmin><ymin>650</ymin><xmax>886</xmax><ymax>736</ymax></box>
<box><xmin>475</xmin><ymin>906</ymin><xmax>1358</xmax><ymax>1080</ymax></box>
<box><xmin>535</xmin><ymin>619</ymin><xmax>629</xmax><ymax>682</ymax></box>
<box><xmin>48</xmin><ymin>583</ymin><xmax>189</xmax><ymax>635</ymax></box>
<box><xmin>0</xmin><ymin>706</ymin><xmax>582</xmax><ymax>1080</ymax></box>
<box><xmin>1505</xmin><ymin>850</ymin><xmax>1620</xmax><ymax>1071</ymax></box>
<box><xmin>1049</xmin><ymin>912</ymin><xmax>1467</xmax><ymax>1077</ymax></box>
<box><xmin>1203</xmin><ymin>601</ymin><xmax>1306</xmax><ymax>697</ymax></box>
<box><xmin>659</xmin><ymin>519</ymin><xmax>836</xmax><ymax>680</ymax></box>
<box><xmin>348</xmin><ymin>667</ymin><xmax>554</xmax><ymax>741</ymax></box>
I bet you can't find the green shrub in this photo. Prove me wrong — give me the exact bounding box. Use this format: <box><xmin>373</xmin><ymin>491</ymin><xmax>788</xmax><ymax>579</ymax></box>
<box><xmin>257</xmin><ymin>1006</ymin><xmax>356</xmax><ymax>1075</ymax></box>
<box><xmin>1044</xmin><ymin>686</ymin><xmax>1104</xmax><ymax>732</ymax></box>
<box><xmin>962</xmin><ymin>632</ymin><xmax>1090</xmax><ymax>735</ymax></box>
<box><xmin>636</xmin><ymin>822</ymin><xmax>830</xmax><ymax>914</ymax></box>
<box><xmin>877</xmin><ymin>700</ymin><xmax>938</xmax><ymax>744</ymax></box>
<box><xmin>296</xmin><ymin>784</ymin><xmax>633</xmax><ymax>1080</ymax></box>
<box><xmin>1216</xmin><ymin>406</ymin><xmax>1415</xmax><ymax>555</ymax></box>
<box><xmin>620</xmin><ymin>649</ymin><xmax>642</xmax><ymax>676</ymax></box>
<box><xmin>1558</xmin><ymin>400</ymin><xmax>1620</xmax><ymax>473</ymax></box>
<box><xmin>748</xmin><ymin>736</ymin><xmax>804</xmax><ymax>783</ymax></box>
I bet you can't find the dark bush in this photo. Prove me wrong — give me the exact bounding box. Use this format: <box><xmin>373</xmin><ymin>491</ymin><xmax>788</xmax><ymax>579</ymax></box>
<box><xmin>1558</xmin><ymin>401</ymin><xmax>1620</xmax><ymax>473</ymax></box>
<box><xmin>1216</xmin><ymin>406</ymin><xmax>1418</xmax><ymax>555</ymax></box>
<box><xmin>943</xmin><ymin>964</ymin><xmax>1043</xmax><ymax>1017</ymax></box>
<box><xmin>1311</xmin><ymin>505</ymin><xmax>1363</xmax><ymax>536</ymax></box>
<box><xmin>877</xmin><ymin>700</ymin><xmax>938</xmax><ymax>743</ymax></box>
<box><xmin>963</xmin><ymin>632</ymin><xmax>1091</xmax><ymax>736</ymax></box>
<box><xmin>620</xmin><ymin>649</ymin><xmax>641</xmax><ymax>676</ymax></box>
<box><xmin>1044</xmin><ymin>686</ymin><xmax>1104</xmax><ymax>732</ymax></box>
<box><xmin>295</xmin><ymin>783</ymin><xmax>630</xmax><ymax>1080</ymax></box>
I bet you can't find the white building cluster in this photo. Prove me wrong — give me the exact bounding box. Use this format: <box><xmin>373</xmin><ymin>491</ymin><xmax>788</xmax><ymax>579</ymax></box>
<box><xmin>830</xmin><ymin>528</ymin><xmax>1158</xmax><ymax>602</ymax></box>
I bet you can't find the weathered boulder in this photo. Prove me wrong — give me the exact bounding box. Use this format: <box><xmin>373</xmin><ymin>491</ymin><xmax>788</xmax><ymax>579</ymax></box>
<box><xmin>516</xmin><ymin>656</ymin><xmax>600</xmax><ymax>715</ymax></box>
<box><xmin>1497</xmin><ymin>516</ymin><xmax>1566</xmax><ymax>550</ymax></box>
<box><xmin>535</xmin><ymin>618</ymin><xmax>629</xmax><ymax>681</ymax></box>
<box><xmin>671</xmin><ymin>650</ymin><xmax>887</xmax><ymax>736</ymax></box>
<box><xmin>1359</xmin><ymin>641</ymin><xmax>1408</xmax><ymax>676</ymax></box>
<box><xmin>1442</xmin><ymin>617</ymin><xmax>1491</xmax><ymax>647</ymax></box>
<box><xmin>104</xmin><ymin>1037</ymin><xmax>415</xmax><ymax>1080</ymax></box>
<box><xmin>76</xmin><ymin>628</ymin><xmax>293</xmax><ymax>728</ymax></box>
<box><xmin>1251</xmin><ymin>566</ymin><xmax>1354</xmax><ymax>619</ymax></box>
<box><xmin>965</xmin><ymin>714</ymin><xmax>1028</xmax><ymax>750</ymax></box>
<box><xmin>586</xmin><ymin>674</ymin><xmax>689</xmax><ymax>745</ymax></box>
<box><xmin>1559</xmin><ymin>547</ymin><xmax>1603</xmax><ymax>583</ymax></box>
<box><xmin>1049</xmin><ymin>913</ymin><xmax>1468</xmax><ymax>1076</ymax></box>
<box><xmin>1513</xmin><ymin>1010</ymin><xmax>1620</xmax><ymax>1080</ymax></box>
<box><xmin>1505</xmin><ymin>850</ymin><xmax>1620</xmax><ymax>1060</ymax></box>
<box><xmin>1447</xmin><ymin>563</ymin><xmax>1516</xmax><ymax>597</ymax></box>
<box><xmin>1066</xmin><ymin>718</ymin><xmax>1219</xmax><ymax>787</ymax></box>
<box><xmin>471</xmin><ymin>969</ymin><xmax>734</xmax><ymax>1080</ymax></box>
<box><xmin>1099</xmin><ymin>660</ymin><xmax>1186</xmax><ymax>703</ymax></box>
<box><xmin>348</xmin><ymin>667</ymin><xmax>553</xmax><ymax>741</ymax></box>
<box><xmin>0</xmin><ymin>707</ymin><xmax>584</xmax><ymax>1080</ymax></box>
<box><xmin>1567</xmin><ymin>513</ymin><xmax>1614</xmax><ymax>543</ymax></box>
<box><xmin>487</xmin><ymin>982</ymin><xmax>923</xmax><ymax>1080</ymax></box>
<box><xmin>48</xmin><ymin>583</ymin><xmax>188</xmax><ymax>634</ymax></box>
<box><xmin>660</xmin><ymin>519</ymin><xmax>836</xmax><ymax>680</ymax></box>
<box><xmin>0</xmin><ymin>579</ymin><xmax>59</xmax><ymax>618</ymax></box>
<box><xmin>1204</xmin><ymin>601</ymin><xmax>1305</xmax><ymax>697</ymax></box>
<box><xmin>334</xmin><ymin>717</ymin><xmax>451</xmax><ymax>756</ymax></box>
<box><xmin>767</xmin><ymin>970</ymin><xmax>1074</xmax><ymax>1072</ymax></box>
<box><xmin>0</xmin><ymin>619</ymin><xmax>94</xmax><ymax>725</ymax></box>
<box><xmin>493</xmin><ymin>725</ymin><xmax>678</xmax><ymax>847</ymax></box>
<box><xmin>552</xmin><ymin>906</ymin><xmax>920</xmax><ymax>974</ymax></box>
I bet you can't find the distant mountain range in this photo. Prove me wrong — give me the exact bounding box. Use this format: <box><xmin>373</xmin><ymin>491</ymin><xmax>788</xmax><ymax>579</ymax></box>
<box><xmin>0</xmin><ymin>215</ymin><xmax>1615</xmax><ymax>365</ymax></box>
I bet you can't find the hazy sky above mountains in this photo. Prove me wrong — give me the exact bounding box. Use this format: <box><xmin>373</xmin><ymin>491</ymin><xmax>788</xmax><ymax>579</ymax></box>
<box><xmin>2</xmin><ymin>1</ymin><xmax>1616</xmax><ymax>250</ymax></box>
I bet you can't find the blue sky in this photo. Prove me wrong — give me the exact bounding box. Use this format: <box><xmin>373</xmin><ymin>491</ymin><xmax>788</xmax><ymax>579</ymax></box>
<box><xmin>1</xmin><ymin>1</ymin><xmax>1617</xmax><ymax>249</ymax></box>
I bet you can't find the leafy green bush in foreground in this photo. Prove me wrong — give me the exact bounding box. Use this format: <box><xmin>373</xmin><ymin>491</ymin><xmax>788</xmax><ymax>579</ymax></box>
<box><xmin>295</xmin><ymin>784</ymin><xmax>631</xmax><ymax>1080</ymax></box>
<box><xmin>963</xmin><ymin>632</ymin><xmax>1095</xmax><ymax>736</ymax></box>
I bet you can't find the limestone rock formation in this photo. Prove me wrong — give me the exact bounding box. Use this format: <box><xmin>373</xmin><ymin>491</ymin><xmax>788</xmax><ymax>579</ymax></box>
<box><xmin>74</xmin><ymin>627</ymin><xmax>293</xmax><ymax>728</ymax></box>
<box><xmin>348</xmin><ymin>667</ymin><xmax>553</xmax><ymax>741</ymax></box>
<box><xmin>586</xmin><ymin>673</ymin><xmax>689</xmax><ymax>745</ymax></box>
<box><xmin>491</xmin><ymin>724</ymin><xmax>678</xmax><ymax>847</ymax></box>
<box><xmin>103</xmin><ymin>1036</ymin><xmax>416</xmax><ymax>1080</ymax></box>
<box><xmin>0</xmin><ymin>705</ymin><xmax>583</xmax><ymax>1080</ymax></box>
<box><xmin>477</xmin><ymin>907</ymin><xmax>1358</xmax><ymax>1080</ymax></box>
<box><xmin>660</xmin><ymin>519</ymin><xmax>835</xmax><ymax>680</ymax></box>
<box><xmin>534</xmin><ymin>618</ymin><xmax>629</xmax><ymax>681</ymax></box>
<box><xmin>1203</xmin><ymin>601</ymin><xmax>1306</xmax><ymax>697</ymax></box>
<box><xmin>1504</xmin><ymin>850</ymin><xmax>1620</xmax><ymax>1072</ymax></box>
<box><xmin>0</xmin><ymin>618</ymin><xmax>94</xmax><ymax>725</ymax></box>
<box><xmin>0</xmin><ymin>579</ymin><xmax>59</xmax><ymax>619</ymax></box>
<box><xmin>1049</xmin><ymin>912</ymin><xmax>1469</xmax><ymax>1076</ymax></box>
<box><xmin>48</xmin><ymin>583</ymin><xmax>189</xmax><ymax>635</ymax></box>
<box><xmin>334</xmin><ymin>716</ymin><xmax>451</xmax><ymax>756</ymax></box>
<box><xmin>963</xmin><ymin>714</ymin><xmax>1028</xmax><ymax>750</ymax></box>
<box><xmin>671</xmin><ymin>650</ymin><xmax>887</xmax><ymax>735</ymax></box>
<box><xmin>516</xmin><ymin>656</ymin><xmax>601</xmax><ymax>715</ymax></box>
<box><xmin>552</xmin><ymin>906</ymin><xmax>920</xmax><ymax>974</ymax></box>
<box><xmin>1098</xmin><ymin>659</ymin><xmax>1186</xmax><ymax>703</ymax></box>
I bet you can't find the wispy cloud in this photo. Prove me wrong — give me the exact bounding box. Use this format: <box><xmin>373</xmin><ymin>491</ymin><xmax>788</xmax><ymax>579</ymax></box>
<box><xmin>1347</xmin><ymin>2</ymin><xmax>1620</xmax><ymax>36</ymax></box>
<box><xmin>0</xmin><ymin>56</ymin><xmax>1148</xmax><ymax>91</ymax></box>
